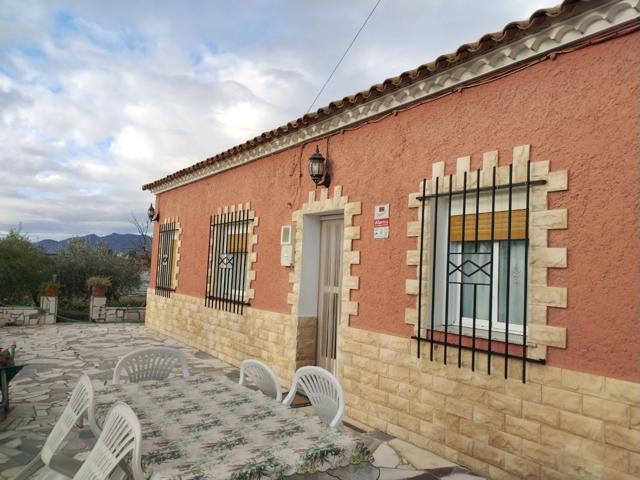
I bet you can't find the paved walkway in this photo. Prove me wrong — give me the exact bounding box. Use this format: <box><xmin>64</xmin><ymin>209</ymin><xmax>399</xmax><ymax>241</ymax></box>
<box><xmin>0</xmin><ymin>324</ymin><xmax>484</xmax><ymax>480</ymax></box>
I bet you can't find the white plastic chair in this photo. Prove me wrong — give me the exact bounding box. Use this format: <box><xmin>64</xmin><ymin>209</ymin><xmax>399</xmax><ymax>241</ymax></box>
<box><xmin>73</xmin><ymin>402</ymin><xmax>144</xmax><ymax>480</ymax></box>
<box><xmin>113</xmin><ymin>347</ymin><xmax>189</xmax><ymax>384</ymax></box>
<box><xmin>239</xmin><ymin>359</ymin><xmax>283</xmax><ymax>402</ymax></box>
<box><xmin>14</xmin><ymin>374</ymin><xmax>100</xmax><ymax>480</ymax></box>
<box><xmin>282</xmin><ymin>366</ymin><xmax>345</xmax><ymax>428</ymax></box>
<box><xmin>30</xmin><ymin>402</ymin><xmax>144</xmax><ymax>480</ymax></box>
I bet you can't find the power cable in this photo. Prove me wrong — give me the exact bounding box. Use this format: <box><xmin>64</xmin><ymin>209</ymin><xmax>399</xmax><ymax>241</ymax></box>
<box><xmin>305</xmin><ymin>0</ymin><xmax>384</xmax><ymax>114</ymax></box>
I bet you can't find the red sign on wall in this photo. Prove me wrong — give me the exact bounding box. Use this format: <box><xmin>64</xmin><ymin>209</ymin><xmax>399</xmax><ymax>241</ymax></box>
<box><xmin>374</xmin><ymin>218</ymin><xmax>389</xmax><ymax>228</ymax></box>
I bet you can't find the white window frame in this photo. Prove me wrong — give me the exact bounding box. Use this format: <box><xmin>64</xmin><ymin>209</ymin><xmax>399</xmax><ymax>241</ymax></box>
<box><xmin>430</xmin><ymin>192</ymin><xmax>527</xmax><ymax>339</ymax></box>
<box><xmin>447</xmin><ymin>240</ymin><xmax>524</xmax><ymax>334</ymax></box>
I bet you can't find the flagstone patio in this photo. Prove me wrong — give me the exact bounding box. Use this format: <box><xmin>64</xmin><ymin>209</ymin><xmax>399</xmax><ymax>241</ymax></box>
<box><xmin>0</xmin><ymin>324</ymin><xmax>484</xmax><ymax>480</ymax></box>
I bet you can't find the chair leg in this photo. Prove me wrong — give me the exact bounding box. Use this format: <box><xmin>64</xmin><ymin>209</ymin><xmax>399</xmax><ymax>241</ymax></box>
<box><xmin>14</xmin><ymin>454</ymin><xmax>45</xmax><ymax>480</ymax></box>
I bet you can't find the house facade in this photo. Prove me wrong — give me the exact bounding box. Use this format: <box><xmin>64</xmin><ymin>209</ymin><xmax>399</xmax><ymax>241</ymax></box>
<box><xmin>143</xmin><ymin>1</ymin><xmax>640</xmax><ymax>478</ymax></box>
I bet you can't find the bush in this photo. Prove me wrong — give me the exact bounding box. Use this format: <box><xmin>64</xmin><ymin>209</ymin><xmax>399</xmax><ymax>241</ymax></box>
<box><xmin>55</xmin><ymin>238</ymin><xmax>143</xmax><ymax>300</ymax></box>
<box><xmin>58</xmin><ymin>298</ymin><xmax>89</xmax><ymax>321</ymax></box>
<box><xmin>0</xmin><ymin>230</ymin><xmax>54</xmax><ymax>304</ymax></box>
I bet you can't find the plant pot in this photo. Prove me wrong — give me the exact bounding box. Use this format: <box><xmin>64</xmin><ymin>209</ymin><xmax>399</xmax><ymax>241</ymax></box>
<box><xmin>91</xmin><ymin>285</ymin><xmax>108</xmax><ymax>297</ymax></box>
<box><xmin>43</xmin><ymin>287</ymin><xmax>59</xmax><ymax>297</ymax></box>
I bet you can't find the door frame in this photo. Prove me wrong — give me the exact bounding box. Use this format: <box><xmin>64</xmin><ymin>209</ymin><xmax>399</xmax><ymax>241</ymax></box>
<box><xmin>287</xmin><ymin>186</ymin><xmax>362</xmax><ymax>379</ymax></box>
<box><xmin>315</xmin><ymin>214</ymin><xmax>344</xmax><ymax>373</ymax></box>
<box><xmin>296</xmin><ymin>210</ymin><xmax>344</xmax><ymax>373</ymax></box>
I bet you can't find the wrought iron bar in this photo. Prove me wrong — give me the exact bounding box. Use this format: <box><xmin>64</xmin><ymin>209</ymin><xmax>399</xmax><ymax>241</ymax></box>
<box><xmin>472</xmin><ymin>169</ymin><xmax>480</xmax><ymax>371</ymax></box>
<box><xmin>155</xmin><ymin>222</ymin><xmax>176</xmax><ymax>297</ymax></box>
<box><xmin>488</xmin><ymin>167</ymin><xmax>496</xmax><ymax>374</ymax></box>
<box><xmin>505</xmin><ymin>164</ymin><xmax>513</xmax><ymax>379</ymax></box>
<box><xmin>417</xmin><ymin>179</ymin><xmax>545</xmax><ymax>201</ymax></box>
<box><xmin>417</xmin><ymin>179</ymin><xmax>427</xmax><ymax>358</ymax></box>
<box><xmin>412</xmin><ymin>335</ymin><xmax>545</xmax><ymax>364</ymax></box>
<box><xmin>239</xmin><ymin>208</ymin><xmax>249</xmax><ymax>315</ymax></box>
<box><xmin>522</xmin><ymin>161</ymin><xmax>531</xmax><ymax>383</ymax></box>
<box><xmin>213</xmin><ymin>212</ymin><xmax>223</xmax><ymax>310</ymax></box>
<box><xmin>457</xmin><ymin>171</ymin><xmax>468</xmax><ymax>368</ymax></box>
<box><xmin>205</xmin><ymin>209</ymin><xmax>251</xmax><ymax>313</ymax></box>
<box><xmin>443</xmin><ymin>177</ymin><xmax>453</xmax><ymax>364</ymax></box>
<box><xmin>429</xmin><ymin>177</ymin><xmax>439</xmax><ymax>361</ymax></box>
<box><xmin>205</xmin><ymin>216</ymin><xmax>214</xmax><ymax>308</ymax></box>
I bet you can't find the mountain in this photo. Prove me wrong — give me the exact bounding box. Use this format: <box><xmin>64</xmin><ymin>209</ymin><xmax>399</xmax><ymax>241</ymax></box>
<box><xmin>36</xmin><ymin>233</ymin><xmax>152</xmax><ymax>254</ymax></box>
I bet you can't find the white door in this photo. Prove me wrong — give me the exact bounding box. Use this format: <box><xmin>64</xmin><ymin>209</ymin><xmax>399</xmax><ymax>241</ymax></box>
<box><xmin>316</xmin><ymin>216</ymin><xmax>343</xmax><ymax>373</ymax></box>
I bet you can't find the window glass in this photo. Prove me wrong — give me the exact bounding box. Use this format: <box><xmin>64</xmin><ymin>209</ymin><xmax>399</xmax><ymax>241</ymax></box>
<box><xmin>460</xmin><ymin>241</ymin><xmax>492</xmax><ymax>322</ymax></box>
<box><xmin>498</xmin><ymin>240</ymin><xmax>526</xmax><ymax>326</ymax></box>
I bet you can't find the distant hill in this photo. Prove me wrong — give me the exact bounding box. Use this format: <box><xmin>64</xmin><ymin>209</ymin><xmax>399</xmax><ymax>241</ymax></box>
<box><xmin>36</xmin><ymin>233</ymin><xmax>152</xmax><ymax>254</ymax></box>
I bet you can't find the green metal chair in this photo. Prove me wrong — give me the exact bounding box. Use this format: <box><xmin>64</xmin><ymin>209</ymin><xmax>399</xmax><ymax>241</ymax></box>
<box><xmin>1</xmin><ymin>364</ymin><xmax>24</xmax><ymax>412</ymax></box>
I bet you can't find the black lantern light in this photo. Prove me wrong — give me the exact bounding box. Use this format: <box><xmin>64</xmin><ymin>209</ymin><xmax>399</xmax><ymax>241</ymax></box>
<box><xmin>308</xmin><ymin>146</ymin><xmax>330</xmax><ymax>187</ymax></box>
<box><xmin>147</xmin><ymin>203</ymin><xmax>159</xmax><ymax>222</ymax></box>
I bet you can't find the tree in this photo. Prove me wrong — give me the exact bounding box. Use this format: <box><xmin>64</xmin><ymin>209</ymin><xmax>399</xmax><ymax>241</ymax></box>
<box><xmin>129</xmin><ymin>213</ymin><xmax>152</xmax><ymax>267</ymax></box>
<box><xmin>54</xmin><ymin>238</ymin><xmax>143</xmax><ymax>300</ymax></box>
<box><xmin>0</xmin><ymin>230</ymin><xmax>54</xmax><ymax>305</ymax></box>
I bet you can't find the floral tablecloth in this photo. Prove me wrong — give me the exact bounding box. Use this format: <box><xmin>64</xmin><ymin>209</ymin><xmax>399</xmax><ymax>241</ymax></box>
<box><xmin>93</xmin><ymin>374</ymin><xmax>371</xmax><ymax>480</ymax></box>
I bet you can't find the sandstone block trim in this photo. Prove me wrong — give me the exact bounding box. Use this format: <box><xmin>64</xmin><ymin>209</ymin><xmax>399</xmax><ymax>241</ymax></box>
<box><xmin>287</xmin><ymin>185</ymin><xmax>362</xmax><ymax>325</ymax></box>
<box><xmin>406</xmin><ymin>145</ymin><xmax>569</xmax><ymax>358</ymax></box>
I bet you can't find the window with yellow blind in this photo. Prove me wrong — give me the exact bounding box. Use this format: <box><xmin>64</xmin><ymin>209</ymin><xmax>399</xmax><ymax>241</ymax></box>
<box><xmin>430</xmin><ymin>189</ymin><xmax>529</xmax><ymax>337</ymax></box>
<box><xmin>155</xmin><ymin>221</ymin><xmax>179</xmax><ymax>297</ymax></box>
<box><xmin>447</xmin><ymin>210</ymin><xmax>526</xmax><ymax>333</ymax></box>
<box><xmin>205</xmin><ymin>208</ymin><xmax>252</xmax><ymax>314</ymax></box>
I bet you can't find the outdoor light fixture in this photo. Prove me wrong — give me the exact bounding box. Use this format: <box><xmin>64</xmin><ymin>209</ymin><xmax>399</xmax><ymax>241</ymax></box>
<box><xmin>147</xmin><ymin>203</ymin><xmax>159</xmax><ymax>222</ymax></box>
<box><xmin>308</xmin><ymin>146</ymin><xmax>330</xmax><ymax>187</ymax></box>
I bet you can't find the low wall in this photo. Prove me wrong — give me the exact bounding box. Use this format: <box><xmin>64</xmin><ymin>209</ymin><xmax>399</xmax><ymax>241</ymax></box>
<box><xmin>103</xmin><ymin>307</ymin><xmax>145</xmax><ymax>323</ymax></box>
<box><xmin>145</xmin><ymin>289</ymin><xmax>315</xmax><ymax>386</ymax></box>
<box><xmin>0</xmin><ymin>307</ymin><xmax>55</xmax><ymax>326</ymax></box>
<box><xmin>89</xmin><ymin>298</ymin><xmax>146</xmax><ymax>323</ymax></box>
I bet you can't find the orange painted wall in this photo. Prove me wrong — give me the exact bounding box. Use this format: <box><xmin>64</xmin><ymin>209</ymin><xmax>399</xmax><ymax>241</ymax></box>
<box><xmin>150</xmin><ymin>32</ymin><xmax>640</xmax><ymax>382</ymax></box>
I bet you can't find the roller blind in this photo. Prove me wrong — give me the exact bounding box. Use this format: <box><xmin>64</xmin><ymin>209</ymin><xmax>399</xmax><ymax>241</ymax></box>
<box><xmin>226</xmin><ymin>233</ymin><xmax>248</xmax><ymax>253</ymax></box>
<box><xmin>449</xmin><ymin>210</ymin><xmax>526</xmax><ymax>242</ymax></box>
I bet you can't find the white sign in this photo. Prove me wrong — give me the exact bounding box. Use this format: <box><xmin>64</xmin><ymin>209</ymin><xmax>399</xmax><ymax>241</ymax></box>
<box><xmin>374</xmin><ymin>204</ymin><xmax>390</xmax><ymax>239</ymax></box>
<box><xmin>375</xmin><ymin>203</ymin><xmax>389</xmax><ymax>219</ymax></box>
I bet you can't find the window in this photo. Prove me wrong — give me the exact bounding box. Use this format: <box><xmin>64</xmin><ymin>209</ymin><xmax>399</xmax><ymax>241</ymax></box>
<box><xmin>412</xmin><ymin>161</ymin><xmax>545</xmax><ymax>381</ymax></box>
<box><xmin>447</xmin><ymin>239</ymin><xmax>525</xmax><ymax>334</ymax></box>
<box><xmin>444</xmin><ymin>209</ymin><xmax>527</xmax><ymax>335</ymax></box>
<box><xmin>205</xmin><ymin>208</ymin><xmax>252</xmax><ymax>314</ymax></box>
<box><xmin>155</xmin><ymin>221</ymin><xmax>178</xmax><ymax>297</ymax></box>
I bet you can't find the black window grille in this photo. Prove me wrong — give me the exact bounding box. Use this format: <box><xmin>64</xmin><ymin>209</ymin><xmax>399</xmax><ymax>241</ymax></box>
<box><xmin>414</xmin><ymin>162</ymin><xmax>546</xmax><ymax>382</ymax></box>
<box><xmin>205</xmin><ymin>209</ymin><xmax>251</xmax><ymax>314</ymax></box>
<box><xmin>155</xmin><ymin>222</ymin><xmax>177</xmax><ymax>297</ymax></box>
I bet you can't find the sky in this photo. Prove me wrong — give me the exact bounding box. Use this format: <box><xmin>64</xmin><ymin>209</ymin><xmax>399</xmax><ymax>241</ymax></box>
<box><xmin>0</xmin><ymin>0</ymin><xmax>558</xmax><ymax>241</ymax></box>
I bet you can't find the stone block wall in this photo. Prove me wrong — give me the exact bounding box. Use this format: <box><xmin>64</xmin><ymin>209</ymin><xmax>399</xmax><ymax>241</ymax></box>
<box><xmin>0</xmin><ymin>307</ymin><xmax>55</xmax><ymax>326</ymax></box>
<box><xmin>145</xmin><ymin>289</ymin><xmax>299</xmax><ymax>385</ymax></box>
<box><xmin>337</xmin><ymin>325</ymin><xmax>640</xmax><ymax>479</ymax></box>
<box><xmin>103</xmin><ymin>307</ymin><xmax>145</xmax><ymax>323</ymax></box>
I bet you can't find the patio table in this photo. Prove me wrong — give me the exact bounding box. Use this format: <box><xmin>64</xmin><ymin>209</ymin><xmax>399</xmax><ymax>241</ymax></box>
<box><xmin>93</xmin><ymin>373</ymin><xmax>372</xmax><ymax>480</ymax></box>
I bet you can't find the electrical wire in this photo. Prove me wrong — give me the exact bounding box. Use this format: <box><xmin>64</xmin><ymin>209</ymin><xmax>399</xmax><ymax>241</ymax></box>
<box><xmin>305</xmin><ymin>0</ymin><xmax>384</xmax><ymax>114</ymax></box>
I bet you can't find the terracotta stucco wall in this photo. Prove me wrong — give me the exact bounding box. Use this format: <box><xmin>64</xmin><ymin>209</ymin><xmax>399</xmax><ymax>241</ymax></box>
<box><xmin>150</xmin><ymin>32</ymin><xmax>640</xmax><ymax>382</ymax></box>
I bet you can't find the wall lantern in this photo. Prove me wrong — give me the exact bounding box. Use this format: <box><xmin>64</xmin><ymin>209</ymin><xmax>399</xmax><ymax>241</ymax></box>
<box><xmin>308</xmin><ymin>146</ymin><xmax>330</xmax><ymax>188</ymax></box>
<box><xmin>147</xmin><ymin>203</ymin><xmax>159</xmax><ymax>222</ymax></box>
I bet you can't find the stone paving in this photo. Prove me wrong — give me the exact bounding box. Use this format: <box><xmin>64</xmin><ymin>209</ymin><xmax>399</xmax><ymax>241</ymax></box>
<box><xmin>0</xmin><ymin>324</ymin><xmax>485</xmax><ymax>480</ymax></box>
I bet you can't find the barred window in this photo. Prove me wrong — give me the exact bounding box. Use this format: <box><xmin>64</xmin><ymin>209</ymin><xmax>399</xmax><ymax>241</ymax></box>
<box><xmin>205</xmin><ymin>209</ymin><xmax>251</xmax><ymax>314</ymax></box>
<box><xmin>416</xmin><ymin>163</ymin><xmax>545</xmax><ymax>381</ymax></box>
<box><xmin>155</xmin><ymin>222</ymin><xmax>178</xmax><ymax>297</ymax></box>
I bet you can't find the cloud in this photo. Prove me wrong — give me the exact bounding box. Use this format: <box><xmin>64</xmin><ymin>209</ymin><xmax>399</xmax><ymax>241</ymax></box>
<box><xmin>0</xmin><ymin>0</ymin><xmax>558</xmax><ymax>240</ymax></box>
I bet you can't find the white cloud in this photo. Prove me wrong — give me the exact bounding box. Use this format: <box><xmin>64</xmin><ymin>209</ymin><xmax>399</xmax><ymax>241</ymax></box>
<box><xmin>0</xmin><ymin>0</ymin><xmax>558</xmax><ymax>239</ymax></box>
